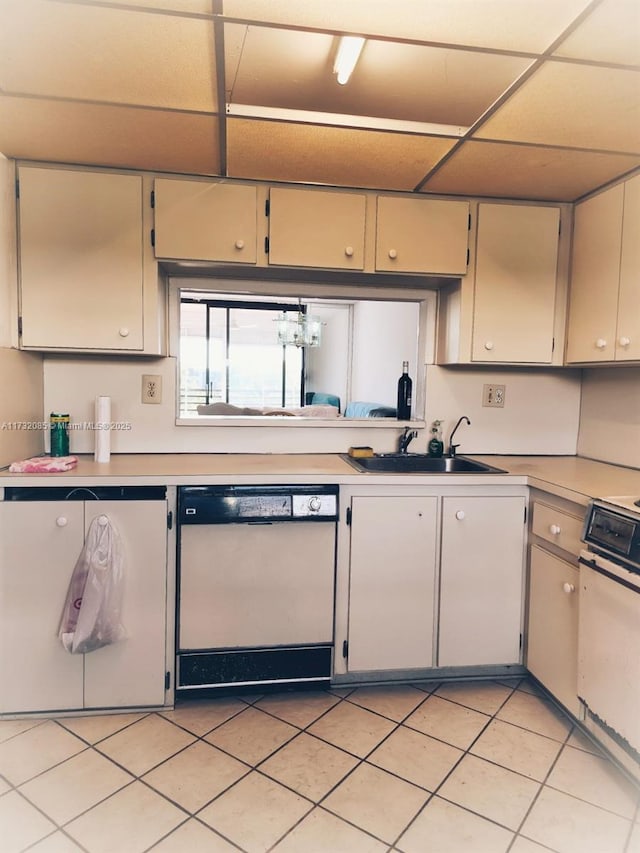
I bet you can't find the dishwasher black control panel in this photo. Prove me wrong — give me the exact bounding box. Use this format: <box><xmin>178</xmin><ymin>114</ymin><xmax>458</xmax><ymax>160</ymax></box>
<box><xmin>178</xmin><ymin>484</ymin><xmax>338</xmax><ymax>524</ymax></box>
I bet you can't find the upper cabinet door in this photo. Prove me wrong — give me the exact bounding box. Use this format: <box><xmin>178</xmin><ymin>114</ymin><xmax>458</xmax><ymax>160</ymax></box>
<box><xmin>375</xmin><ymin>196</ymin><xmax>469</xmax><ymax>274</ymax></box>
<box><xmin>616</xmin><ymin>174</ymin><xmax>640</xmax><ymax>362</ymax></box>
<box><xmin>565</xmin><ymin>184</ymin><xmax>624</xmax><ymax>364</ymax></box>
<box><xmin>154</xmin><ymin>179</ymin><xmax>258</xmax><ymax>264</ymax></box>
<box><xmin>18</xmin><ymin>167</ymin><xmax>144</xmax><ymax>351</ymax></box>
<box><xmin>267</xmin><ymin>187</ymin><xmax>366</xmax><ymax>269</ymax></box>
<box><xmin>472</xmin><ymin>203</ymin><xmax>560</xmax><ymax>363</ymax></box>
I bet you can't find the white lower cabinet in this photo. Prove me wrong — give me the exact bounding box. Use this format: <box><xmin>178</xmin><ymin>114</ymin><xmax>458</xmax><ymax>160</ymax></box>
<box><xmin>346</xmin><ymin>496</ymin><xmax>438</xmax><ymax>671</ymax></box>
<box><xmin>438</xmin><ymin>496</ymin><xmax>526</xmax><ymax>667</ymax></box>
<box><xmin>338</xmin><ymin>489</ymin><xmax>526</xmax><ymax>677</ymax></box>
<box><xmin>525</xmin><ymin>494</ymin><xmax>585</xmax><ymax>715</ymax></box>
<box><xmin>0</xmin><ymin>498</ymin><xmax>168</xmax><ymax>714</ymax></box>
<box><xmin>527</xmin><ymin>545</ymin><xmax>579</xmax><ymax>715</ymax></box>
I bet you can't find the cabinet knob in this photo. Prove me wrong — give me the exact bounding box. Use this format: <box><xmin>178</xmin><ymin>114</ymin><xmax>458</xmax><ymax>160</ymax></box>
<box><xmin>119</xmin><ymin>327</ymin><xmax>130</xmax><ymax>338</ymax></box>
<box><xmin>345</xmin><ymin>246</ymin><xmax>354</xmax><ymax>257</ymax></box>
<box><xmin>235</xmin><ymin>239</ymin><xmax>245</xmax><ymax>250</ymax></box>
<box><xmin>56</xmin><ymin>516</ymin><xmax>68</xmax><ymax>527</ymax></box>
<box><xmin>98</xmin><ymin>515</ymin><xmax>109</xmax><ymax>526</ymax></box>
<box><xmin>388</xmin><ymin>249</ymin><xmax>397</xmax><ymax>259</ymax></box>
<box><xmin>618</xmin><ymin>336</ymin><xmax>631</xmax><ymax>347</ymax></box>
<box><xmin>455</xmin><ymin>510</ymin><xmax>465</xmax><ymax>520</ymax></box>
<box><xmin>549</xmin><ymin>524</ymin><xmax>561</xmax><ymax>535</ymax></box>
<box><xmin>484</xmin><ymin>341</ymin><xmax>494</xmax><ymax>351</ymax></box>
<box><xmin>562</xmin><ymin>582</ymin><xmax>575</xmax><ymax>594</ymax></box>
<box><xmin>595</xmin><ymin>338</ymin><xmax>607</xmax><ymax>349</ymax></box>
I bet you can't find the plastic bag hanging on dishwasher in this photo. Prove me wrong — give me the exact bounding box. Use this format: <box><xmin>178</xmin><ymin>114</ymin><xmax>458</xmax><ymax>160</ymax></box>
<box><xmin>58</xmin><ymin>514</ymin><xmax>126</xmax><ymax>654</ymax></box>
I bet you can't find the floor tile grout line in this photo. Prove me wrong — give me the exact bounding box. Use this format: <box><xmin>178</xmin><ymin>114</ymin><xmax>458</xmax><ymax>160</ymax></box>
<box><xmin>506</xmin><ymin>721</ymin><xmax>585</xmax><ymax>853</ymax></box>
<box><xmin>388</xmin><ymin>679</ymin><xmax>523</xmax><ymax>850</ymax></box>
<box><xmin>5</xmin><ymin>681</ymin><xmax>637</xmax><ymax>853</ymax></box>
<box><xmin>54</xmin><ymin>711</ymin><xmax>152</xmax><ymax>746</ymax></box>
<box><xmin>141</xmin><ymin>813</ymin><xmax>249</xmax><ymax>853</ymax></box>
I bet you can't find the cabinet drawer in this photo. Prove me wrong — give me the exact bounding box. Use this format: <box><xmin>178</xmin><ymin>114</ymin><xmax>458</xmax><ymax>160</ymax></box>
<box><xmin>531</xmin><ymin>502</ymin><xmax>584</xmax><ymax>556</ymax></box>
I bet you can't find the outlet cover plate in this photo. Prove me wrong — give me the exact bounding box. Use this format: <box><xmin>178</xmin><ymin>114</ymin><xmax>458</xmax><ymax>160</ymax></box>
<box><xmin>142</xmin><ymin>374</ymin><xmax>162</xmax><ymax>404</ymax></box>
<box><xmin>482</xmin><ymin>383</ymin><xmax>505</xmax><ymax>408</ymax></box>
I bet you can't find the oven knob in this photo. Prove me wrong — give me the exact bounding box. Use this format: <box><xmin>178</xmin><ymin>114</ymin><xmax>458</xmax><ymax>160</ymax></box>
<box><xmin>563</xmin><ymin>582</ymin><xmax>575</xmax><ymax>594</ymax></box>
<box><xmin>308</xmin><ymin>496</ymin><xmax>321</xmax><ymax>513</ymax></box>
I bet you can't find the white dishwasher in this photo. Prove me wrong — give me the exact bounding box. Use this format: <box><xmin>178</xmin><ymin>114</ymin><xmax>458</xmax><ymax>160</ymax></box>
<box><xmin>177</xmin><ymin>485</ymin><xmax>338</xmax><ymax>690</ymax></box>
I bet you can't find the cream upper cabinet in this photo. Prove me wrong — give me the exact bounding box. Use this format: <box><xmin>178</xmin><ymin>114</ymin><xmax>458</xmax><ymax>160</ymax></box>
<box><xmin>267</xmin><ymin>187</ymin><xmax>366</xmax><ymax>269</ymax></box>
<box><xmin>617</xmin><ymin>175</ymin><xmax>640</xmax><ymax>361</ymax></box>
<box><xmin>566</xmin><ymin>184</ymin><xmax>623</xmax><ymax>363</ymax></box>
<box><xmin>471</xmin><ymin>203</ymin><xmax>560</xmax><ymax>363</ymax></box>
<box><xmin>153</xmin><ymin>179</ymin><xmax>258</xmax><ymax>264</ymax></box>
<box><xmin>375</xmin><ymin>196</ymin><xmax>469</xmax><ymax>274</ymax></box>
<box><xmin>566</xmin><ymin>175</ymin><xmax>640</xmax><ymax>364</ymax></box>
<box><xmin>17</xmin><ymin>166</ymin><xmax>161</xmax><ymax>353</ymax></box>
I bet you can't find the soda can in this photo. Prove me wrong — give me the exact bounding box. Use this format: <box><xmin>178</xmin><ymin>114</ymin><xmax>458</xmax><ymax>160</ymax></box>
<box><xmin>50</xmin><ymin>413</ymin><xmax>70</xmax><ymax>457</ymax></box>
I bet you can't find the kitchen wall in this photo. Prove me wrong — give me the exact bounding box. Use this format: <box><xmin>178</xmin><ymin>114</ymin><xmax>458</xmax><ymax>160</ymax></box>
<box><xmin>43</xmin><ymin>355</ymin><xmax>584</xmax><ymax>456</ymax></box>
<box><xmin>0</xmin><ymin>154</ymin><xmax>44</xmax><ymax>467</ymax></box>
<box><xmin>423</xmin><ymin>365</ymin><xmax>582</xmax><ymax>456</ymax></box>
<box><xmin>577</xmin><ymin>367</ymin><xmax>640</xmax><ymax>469</ymax></box>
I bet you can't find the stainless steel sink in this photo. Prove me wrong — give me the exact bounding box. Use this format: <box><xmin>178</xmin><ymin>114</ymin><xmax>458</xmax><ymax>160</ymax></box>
<box><xmin>343</xmin><ymin>453</ymin><xmax>506</xmax><ymax>474</ymax></box>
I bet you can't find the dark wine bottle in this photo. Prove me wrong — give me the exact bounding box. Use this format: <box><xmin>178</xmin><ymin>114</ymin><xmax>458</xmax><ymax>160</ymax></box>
<box><xmin>397</xmin><ymin>361</ymin><xmax>412</xmax><ymax>420</ymax></box>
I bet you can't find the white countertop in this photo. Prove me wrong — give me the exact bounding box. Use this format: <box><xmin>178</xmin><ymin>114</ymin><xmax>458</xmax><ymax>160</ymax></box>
<box><xmin>1</xmin><ymin>453</ymin><xmax>638</xmax><ymax>504</ymax></box>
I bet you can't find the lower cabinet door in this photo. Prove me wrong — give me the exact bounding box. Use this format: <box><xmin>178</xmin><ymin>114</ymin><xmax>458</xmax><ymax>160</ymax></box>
<box><xmin>439</xmin><ymin>496</ymin><xmax>525</xmax><ymax>667</ymax></box>
<box><xmin>527</xmin><ymin>545</ymin><xmax>579</xmax><ymax>715</ymax></box>
<box><xmin>83</xmin><ymin>501</ymin><xmax>168</xmax><ymax>709</ymax></box>
<box><xmin>0</xmin><ymin>502</ymin><xmax>85</xmax><ymax>713</ymax></box>
<box><xmin>347</xmin><ymin>496</ymin><xmax>438</xmax><ymax>672</ymax></box>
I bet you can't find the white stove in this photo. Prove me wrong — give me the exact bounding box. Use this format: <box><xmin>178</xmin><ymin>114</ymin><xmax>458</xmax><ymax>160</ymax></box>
<box><xmin>578</xmin><ymin>494</ymin><xmax>640</xmax><ymax>782</ymax></box>
<box><xmin>596</xmin><ymin>495</ymin><xmax>640</xmax><ymax>516</ymax></box>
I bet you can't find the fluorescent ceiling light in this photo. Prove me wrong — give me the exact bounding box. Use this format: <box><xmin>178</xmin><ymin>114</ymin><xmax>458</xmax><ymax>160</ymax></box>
<box><xmin>333</xmin><ymin>36</ymin><xmax>365</xmax><ymax>85</ymax></box>
<box><xmin>226</xmin><ymin>103</ymin><xmax>469</xmax><ymax>138</ymax></box>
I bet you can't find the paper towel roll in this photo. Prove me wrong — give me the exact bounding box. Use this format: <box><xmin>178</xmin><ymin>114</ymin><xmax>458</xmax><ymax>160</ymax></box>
<box><xmin>94</xmin><ymin>396</ymin><xmax>111</xmax><ymax>463</ymax></box>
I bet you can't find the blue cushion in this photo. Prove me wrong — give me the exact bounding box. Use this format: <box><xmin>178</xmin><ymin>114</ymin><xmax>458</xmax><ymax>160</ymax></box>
<box><xmin>305</xmin><ymin>392</ymin><xmax>341</xmax><ymax>412</ymax></box>
<box><xmin>344</xmin><ymin>401</ymin><xmax>396</xmax><ymax>418</ymax></box>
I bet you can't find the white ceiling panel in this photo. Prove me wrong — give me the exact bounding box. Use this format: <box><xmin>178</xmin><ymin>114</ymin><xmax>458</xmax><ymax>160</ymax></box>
<box><xmin>227</xmin><ymin>119</ymin><xmax>457</xmax><ymax>190</ymax></box>
<box><xmin>0</xmin><ymin>1</ymin><xmax>638</xmax><ymax>201</ymax></box>
<box><xmin>553</xmin><ymin>0</ymin><xmax>640</xmax><ymax>66</ymax></box>
<box><xmin>225</xmin><ymin>24</ymin><xmax>532</xmax><ymax>126</ymax></box>
<box><xmin>80</xmin><ymin>0</ymin><xmax>216</xmax><ymax>12</ymax></box>
<box><xmin>0</xmin><ymin>0</ymin><xmax>218</xmax><ymax>112</ymax></box>
<box><xmin>223</xmin><ymin>0</ymin><xmax>593</xmax><ymax>53</ymax></box>
<box><xmin>474</xmin><ymin>61</ymin><xmax>640</xmax><ymax>153</ymax></box>
<box><xmin>421</xmin><ymin>140</ymin><xmax>640</xmax><ymax>201</ymax></box>
<box><xmin>0</xmin><ymin>95</ymin><xmax>221</xmax><ymax>175</ymax></box>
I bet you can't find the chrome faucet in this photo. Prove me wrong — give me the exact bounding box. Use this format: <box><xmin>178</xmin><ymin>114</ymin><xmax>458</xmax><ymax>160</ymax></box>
<box><xmin>448</xmin><ymin>416</ymin><xmax>471</xmax><ymax>457</ymax></box>
<box><xmin>398</xmin><ymin>426</ymin><xmax>418</xmax><ymax>454</ymax></box>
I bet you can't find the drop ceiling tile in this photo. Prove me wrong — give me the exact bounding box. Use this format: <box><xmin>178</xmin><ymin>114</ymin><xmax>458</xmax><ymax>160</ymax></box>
<box><xmin>83</xmin><ymin>0</ymin><xmax>215</xmax><ymax>11</ymax></box>
<box><xmin>553</xmin><ymin>0</ymin><xmax>640</xmax><ymax>66</ymax></box>
<box><xmin>227</xmin><ymin>119</ymin><xmax>456</xmax><ymax>190</ymax></box>
<box><xmin>0</xmin><ymin>0</ymin><xmax>218</xmax><ymax>112</ymax></box>
<box><xmin>223</xmin><ymin>0</ymin><xmax>592</xmax><ymax>53</ymax></box>
<box><xmin>474</xmin><ymin>61</ymin><xmax>640</xmax><ymax>153</ymax></box>
<box><xmin>0</xmin><ymin>95</ymin><xmax>221</xmax><ymax>175</ymax></box>
<box><xmin>421</xmin><ymin>140</ymin><xmax>640</xmax><ymax>201</ymax></box>
<box><xmin>225</xmin><ymin>24</ymin><xmax>532</xmax><ymax>126</ymax></box>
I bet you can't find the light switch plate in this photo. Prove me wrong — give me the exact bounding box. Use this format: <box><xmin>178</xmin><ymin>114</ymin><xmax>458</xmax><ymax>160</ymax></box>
<box><xmin>142</xmin><ymin>374</ymin><xmax>162</xmax><ymax>404</ymax></box>
<box><xmin>482</xmin><ymin>384</ymin><xmax>505</xmax><ymax>407</ymax></box>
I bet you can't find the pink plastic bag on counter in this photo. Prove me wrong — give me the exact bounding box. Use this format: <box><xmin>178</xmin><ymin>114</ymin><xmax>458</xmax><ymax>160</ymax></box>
<box><xmin>58</xmin><ymin>514</ymin><xmax>126</xmax><ymax>654</ymax></box>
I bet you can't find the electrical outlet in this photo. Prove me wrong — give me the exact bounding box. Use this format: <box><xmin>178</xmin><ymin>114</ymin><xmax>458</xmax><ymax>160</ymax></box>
<box><xmin>142</xmin><ymin>374</ymin><xmax>162</xmax><ymax>404</ymax></box>
<box><xmin>482</xmin><ymin>383</ymin><xmax>506</xmax><ymax>408</ymax></box>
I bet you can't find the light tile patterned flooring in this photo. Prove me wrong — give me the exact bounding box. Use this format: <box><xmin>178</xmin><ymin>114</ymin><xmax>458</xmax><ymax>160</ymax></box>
<box><xmin>1</xmin><ymin>677</ymin><xmax>638</xmax><ymax>853</ymax></box>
